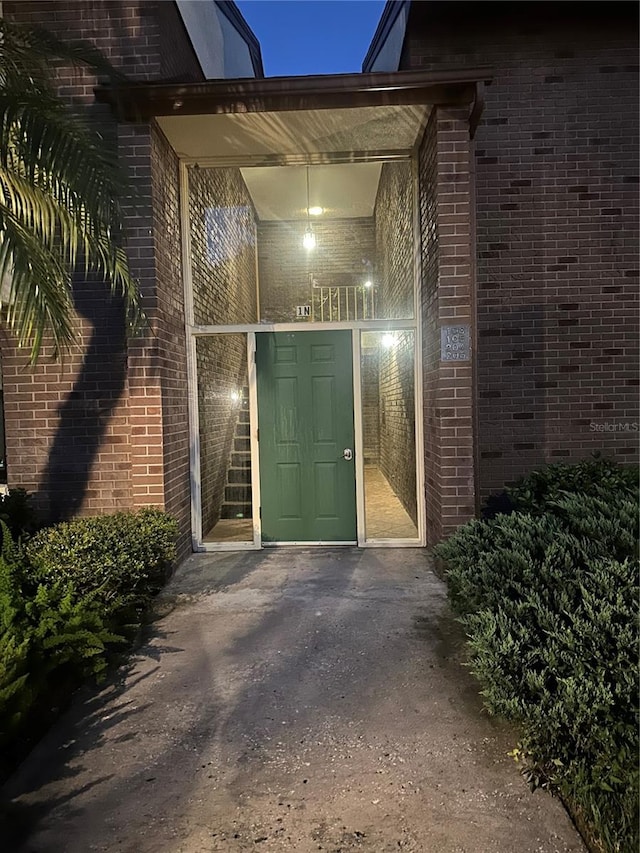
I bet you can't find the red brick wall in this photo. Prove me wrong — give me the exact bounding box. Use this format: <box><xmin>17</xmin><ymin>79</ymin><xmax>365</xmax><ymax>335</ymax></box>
<box><xmin>187</xmin><ymin>167</ymin><xmax>258</xmax><ymax>537</ymax></box>
<box><xmin>374</xmin><ymin>162</ymin><xmax>414</xmax><ymax>319</ymax></box>
<box><xmin>405</xmin><ymin>2</ymin><xmax>639</xmax><ymax>502</ymax></box>
<box><xmin>150</xmin><ymin>127</ymin><xmax>192</xmax><ymax>558</ymax></box>
<box><xmin>419</xmin><ymin>108</ymin><xmax>476</xmax><ymax>544</ymax></box>
<box><xmin>189</xmin><ymin>167</ymin><xmax>258</xmax><ymax>325</ymax></box>
<box><xmin>373</xmin><ymin>161</ymin><xmax>417</xmax><ymax>521</ymax></box>
<box><xmin>3</xmin><ymin>1</ymin><xmax>202</xmax><ymax>554</ymax></box>
<box><xmin>378</xmin><ymin>332</ymin><xmax>418</xmax><ymax>525</ymax></box>
<box><xmin>196</xmin><ymin>336</ymin><xmax>249</xmax><ymax>536</ymax></box>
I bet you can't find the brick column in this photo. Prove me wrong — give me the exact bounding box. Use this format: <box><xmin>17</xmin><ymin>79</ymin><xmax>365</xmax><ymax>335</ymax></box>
<box><xmin>420</xmin><ymin>106</ymin><xmax>476</xmax><ymax>544</ymax></box>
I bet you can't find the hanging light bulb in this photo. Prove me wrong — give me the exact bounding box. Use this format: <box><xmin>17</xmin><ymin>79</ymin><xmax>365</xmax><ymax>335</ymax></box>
<box><xmin>302</xmin><ymin>166</ymin><xmax>316</xmax><ymax>251</ymax></box>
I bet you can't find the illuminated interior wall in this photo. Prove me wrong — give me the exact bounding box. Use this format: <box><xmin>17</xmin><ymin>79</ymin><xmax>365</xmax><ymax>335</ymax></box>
<box><xmin>257</xmin><ymin>218</ymin><xmax>376</xmax><ymax>322</ymax></box>
<box><xmin>189</xmin><ymin>167</ymin><xmax>257</xmax><ymax>535</ymax></box>
<box><xmin>189</xmin><ymin>166</ymin><xmax>258</xmax><ymax>325</ymax></box>
<box><xmin>378</xmin><ymin>332</ymin><xmax>417</xmax><ymax>525</ymax></box>
<box><xmin>372</xmin><ymin>162</ymin><xmax>417</xmax><ymax>521</ymax></box>
<box><xmin>374</xmin><ymin>162</ymin><xmax>414</xmax><ymax>319</ymax></box>
<box><xmin>196</xmin><ymin>335</ymin><xmax>248</xmax><ymax>536</ymax></box>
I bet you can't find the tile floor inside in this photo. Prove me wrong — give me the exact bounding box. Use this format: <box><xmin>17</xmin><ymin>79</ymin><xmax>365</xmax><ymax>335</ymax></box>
<box><xmin>204</xmin><ymin>466</ymin><xmax>418</xmax><ymax>544</ymax></box>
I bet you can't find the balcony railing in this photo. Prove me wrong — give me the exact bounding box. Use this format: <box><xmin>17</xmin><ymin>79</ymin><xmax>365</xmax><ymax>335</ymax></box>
<box><xmin>312</xmin><ymin>285</ymin><xmax>377</xmax><ymax>322</ymax></box>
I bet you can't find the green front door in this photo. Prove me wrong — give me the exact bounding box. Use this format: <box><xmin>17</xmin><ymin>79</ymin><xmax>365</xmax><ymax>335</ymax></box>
<box><xmin>256</xmin><ymin>330</ymin><xmax>357</xmax><ymax>543</ymax></box>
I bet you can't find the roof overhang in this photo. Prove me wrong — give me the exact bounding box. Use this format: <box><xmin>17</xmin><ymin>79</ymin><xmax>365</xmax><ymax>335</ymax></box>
<box><xmin>95</xmin><ymin>67</ymin><xmax>493</xmax><ymax>123</ymax></box>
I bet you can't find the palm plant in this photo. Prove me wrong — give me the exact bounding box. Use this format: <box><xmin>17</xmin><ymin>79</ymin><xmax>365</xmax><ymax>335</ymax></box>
<box><xmin>0</xmin><ymin>18</ymin><xmax>141</xmax><ymax>363</ymax></box>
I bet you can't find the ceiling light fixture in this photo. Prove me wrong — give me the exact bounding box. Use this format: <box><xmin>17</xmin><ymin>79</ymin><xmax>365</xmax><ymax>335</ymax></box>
<box><xmin>364</xmin><ymin>280</ymin><xmax>373</xmax><ymax>288</ymax></box>
<box><xmin>308</xmin><ymin>205</ymin><xmax>324</xmax><ymax>216</ymax></box>
<box><xmin>303</xmin><ymin>166</ymin><xmax>316</xmax><ymax>250</ymax></box>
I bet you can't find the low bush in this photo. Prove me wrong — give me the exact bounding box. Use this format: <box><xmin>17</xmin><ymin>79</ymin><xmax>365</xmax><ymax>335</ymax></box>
<box><xmin>0</xmin><ymin>529</ymin><xmax>122</xmax><ymax>769</ymax></box>
<box><xmin>482</xmin><ymin>454</ymin><xmax>638</xmax><ymax>519</ymax></box>
<box><xmin>27</xmin><ymin>508</ymin><xmax>179</xmax><ymax>623</ymax></box>
<box><xmin>1</xmin><ymin>507</ymin><xmax>178</xmax><ymax>776</ymax></box>
<box><xmin>435</xmin><ymin>459</ymin><xmax>639</xmax><ymax>853</ymax></box>
<box><xmin>0</xmin><ymin>488</ymin><xmax>38</xmax><ymax>543</ymax></box>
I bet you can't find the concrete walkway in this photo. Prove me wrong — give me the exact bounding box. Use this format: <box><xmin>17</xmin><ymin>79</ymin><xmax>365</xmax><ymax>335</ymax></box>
<box><xmin>3</xmin><ymin>548</ymin><xmax>585</xmax><ymax>853</ymax></box>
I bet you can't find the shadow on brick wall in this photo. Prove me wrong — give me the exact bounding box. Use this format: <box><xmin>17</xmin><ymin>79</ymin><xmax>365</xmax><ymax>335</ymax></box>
<box><xmin>41</xmin><ymin>278</ymin><xmax>128</xmax><ymax>523</ymax></box>
<box><xmin>477</xmin><ymin>303</ymin><xmax>550</xmax><ymax>499</ymax></box>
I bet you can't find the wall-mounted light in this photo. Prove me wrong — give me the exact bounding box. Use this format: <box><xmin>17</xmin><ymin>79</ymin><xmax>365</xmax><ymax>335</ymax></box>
<box><xmin>303</xmin><ymin>166</ymin><xmax>316</xmax><ymax>251</ymax></box>
<box><xmin>303</xmin><ymin>228</ymin><xmax>316</xmax><ymax>250</ymax></box>
<box><xmin>364</xmin><ymin>280</ymin><xmax>373</xmax><ymax>288</ymax></box>
<box><xmin>231</xmin><ymin>390</ymin><xmax>241</xmax><ymax>402</ymax></box>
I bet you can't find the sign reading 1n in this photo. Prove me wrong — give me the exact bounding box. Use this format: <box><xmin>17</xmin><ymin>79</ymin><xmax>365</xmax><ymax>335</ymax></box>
<box><xmin>296</xmin><ymin>305</ymin><xmax>311</xmax><ymax>318</ymax></box>
<box><xmin>441</xmin><ymin>324</ymin><xmax>471</xmax><ymax>361</ymax></box>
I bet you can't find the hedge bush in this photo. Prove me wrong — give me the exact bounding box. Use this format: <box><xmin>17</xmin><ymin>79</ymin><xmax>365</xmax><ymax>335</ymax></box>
<box><xmin>482</xmin><ymin>454</ymin><xmax>638</xmax><ymax>519</ymax></box>
<box><xmin>27</xmin><ymin>508</ymin><xmax>179</xmax><ymax>624</ymax></box>
<box><xmin>0</xmin><ymin>528</ymin><xmax>122</xmax><ymax>770</ymax></box>
<box><xmin>435</xmin><ymin>458</ymin><xmax>639</xmax><ymax>853</ymax></box>
<box><xmin>1</xmin><ymin>508</ymin><xmax>178</xmax><ymax>776</ymax></box>
<box><xmin>0</xmin><ymin>488</ymin><xmax>38</xmax><ymax>543</ymax></box>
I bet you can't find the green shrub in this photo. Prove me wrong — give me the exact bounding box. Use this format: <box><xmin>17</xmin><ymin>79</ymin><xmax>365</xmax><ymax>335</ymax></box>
<box><xmin>482</xmin><ymin>455</ymin><xmax>638</xmax><ymax>519</ymax></box>
<box><xmin>0</xmin><ymin>488</ymin><xmax>38</xmax><ymax>542</ymax></box>
<box><xmin>1</xmin><ymin>509</ymin><xmax>178</xmax><ymax>774</ymax></box>
<box><xmin>27</xmin><ymin>508</ymin><xmax>179</xmax><ymax>621</ymax></box>
<box><xmin>0</xmin><ymin>527</ymin><xmax>121</xmax><ymax>762</ymax></box>
<box><xmin>435</xmin><ymin>461</ymin><xmax>639</xmax><ymax>853</ymax></box>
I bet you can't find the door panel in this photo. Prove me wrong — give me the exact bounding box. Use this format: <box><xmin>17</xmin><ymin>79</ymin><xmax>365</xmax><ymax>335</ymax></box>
<box><xmin>257</xmin><ymin>330</ymin><xmax>356</xmax><ymax>542</ymax></box>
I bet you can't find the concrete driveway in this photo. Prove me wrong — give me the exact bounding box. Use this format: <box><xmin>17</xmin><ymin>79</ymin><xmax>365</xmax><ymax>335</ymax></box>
<box><xmin>3</xmin><ymin>548</ymin><xmax>585</xmax><ymax>853</ymax></box>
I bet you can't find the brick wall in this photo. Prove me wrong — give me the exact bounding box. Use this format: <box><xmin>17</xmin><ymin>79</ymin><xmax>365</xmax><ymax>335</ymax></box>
<box><xmin>372</xmin><ymin>161</ymin><xmax>417</xmax><ymax>521</ymax></box>
<box><xmin>196</xmin><ymin>335</ymin><xmax>248</xmax><ymax>536</ymax></box>
<box><xmin>361</xmin><ymin>345</ymin><xmax>380</xmax><ymax>465</ymax></box>
<box><xmin>2</xmin><ymin>1</ymin><xmax>202</xmax><ymax>553</ymax></box>
<box><xmin>404</xmin><ymin>2</ymin><xmax>640</xmax><ymax>501</ymax></box>
<box><xmin>5</xmin><ymin>1</ymin><xmax>203</xmax><ymax>89</ymax></box>
<box><xmin>419</xmin><ymin>114</ymin><xmax>442</xmax><ymax>543</ymax></box>
<box><xmin>374</xmin><ymin>162</ymin><xmax>414</xmax><ymax>319</ymax></box>
<box><xmin>418</xmin><ymin>108</ymin><xmax>476</xmax><ymax>544</ymax></box>
<box><xmin>150</xmin><ymin>126</ymin><xmax>191</xmax><ymax>558</ymax></box>
<box><xmin>187</xmin><ymin>167</ymin><xmax>257</xmax><ymax>536</ymax></box>
<box><xmin>257</xmin><ymin>218</ymin><xmax>376</xmax><ymax>322</ymax></box>
<box><xmin>378</xmin><ymin>331</ymin><xmax>418</xmax><ymax>525</ymax></box>
<box><xmin>189</xmin><ymin>167</ymin><xmax>258</xmax><ymax>325</ymax></box>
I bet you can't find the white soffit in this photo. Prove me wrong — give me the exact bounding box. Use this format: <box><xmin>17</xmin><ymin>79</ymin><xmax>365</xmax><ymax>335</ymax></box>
<box><xmin>240</xmin><ymin>163</ymin><xmax>384</xmax><ymax>221</ymax></box>
<box><xmin>157</xmin><ymin>104</ymin><xmax>429</xmax><ymax>161</ymax></box>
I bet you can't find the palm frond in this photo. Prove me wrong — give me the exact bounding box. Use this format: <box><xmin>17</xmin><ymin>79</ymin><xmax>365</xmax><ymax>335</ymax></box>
<box><xmin>0</xmin><ymin>18</ymin><xmax>143</xmax><ymax>362</ymax></box>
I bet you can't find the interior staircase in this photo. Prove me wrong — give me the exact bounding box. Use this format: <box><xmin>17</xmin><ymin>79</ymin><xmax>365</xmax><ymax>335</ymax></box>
<box><xmin>219</xmin><ymin>388</ymin><xmax>252</xmax><ymax>520</ymax></box>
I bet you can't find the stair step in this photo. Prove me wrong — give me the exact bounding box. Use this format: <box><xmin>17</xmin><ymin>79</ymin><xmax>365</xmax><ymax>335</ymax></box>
<box><xmin>236</xmin><ymin>423</ymin><xmax>250</xmax><ymax>438</ymax></box>
<box><xmin>225</xmin><ymin>484</ymin><xmax>252</xmax><ymax>503</ymax></box>
<box><xmin>231</xmin><ymin>452</ymin><xmax>251</xmax><ymax>468</ymax></box>
<box><xmin>220</xmin><ymin>503</ymin><xmax>252</xmax><ymax>519</ymax></box>
<box><xmin>234</xmin><ymin>437</ymin><xmax>250</xmax><ymax>452</ymax></box>
<box><xmin>228</xmin><ymin>467</ymin><xmax>252</xmax><ymax>484</ymax></box>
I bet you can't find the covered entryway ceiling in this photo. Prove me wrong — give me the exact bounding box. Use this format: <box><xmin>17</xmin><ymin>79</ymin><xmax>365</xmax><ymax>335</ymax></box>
<box><xmin>157</xmin><ymin>104</ymin><xmax>430</xmax><ymax>219</ymax></box>
<box><xmin>97</xmin><ymin>68</ymin><xmax>492</xmax><ymax>161</ymax></box>
<box><xmin>97</xmin><ymin>68</ymin><xmax>491</xmax><ymax>223</ymax></box>
<box><xmin>156</xmin><ymin>104</ymin><xmax>429</xmax><ymax>161</ymax></box>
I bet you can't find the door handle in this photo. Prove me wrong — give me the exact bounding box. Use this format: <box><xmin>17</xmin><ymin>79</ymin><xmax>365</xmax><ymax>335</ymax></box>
<box><xmin>343</xmin><ymin>448</ymin><xmax>353</xmax><ymax>461</ymax></box>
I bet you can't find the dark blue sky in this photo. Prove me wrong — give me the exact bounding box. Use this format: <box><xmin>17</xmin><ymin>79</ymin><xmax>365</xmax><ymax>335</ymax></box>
<box><xmin>236</xmin><ymin>1</ymin><xmax>386</xmax><ymax>77</ymax></box>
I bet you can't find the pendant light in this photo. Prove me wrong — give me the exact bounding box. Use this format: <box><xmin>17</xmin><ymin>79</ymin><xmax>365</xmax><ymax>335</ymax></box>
<box><xmin>303</xmin><ymin>166</ymin><xmax>316</xmax><ymax>250</ymax></box>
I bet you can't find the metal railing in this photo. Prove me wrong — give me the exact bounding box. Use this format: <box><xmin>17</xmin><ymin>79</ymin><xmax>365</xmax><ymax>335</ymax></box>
<box><xmin>312</xmin><ymin>285</ymin><xmax>377</xmax><ymax>322</ymax></box>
